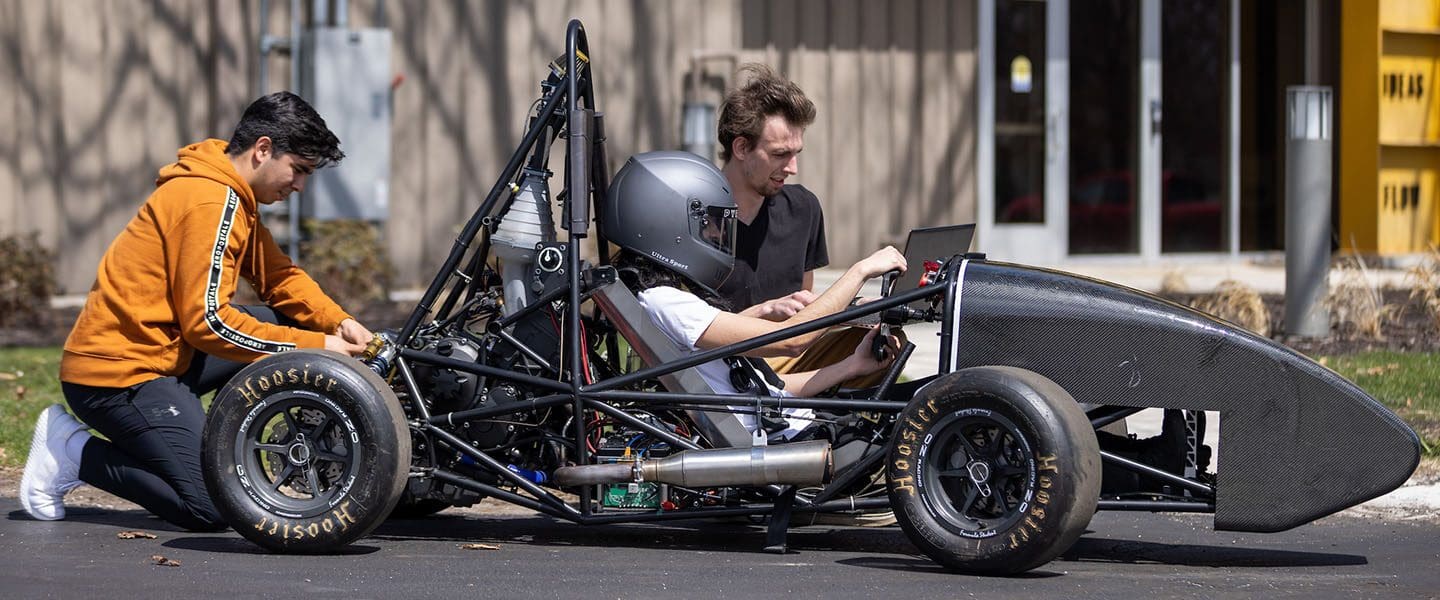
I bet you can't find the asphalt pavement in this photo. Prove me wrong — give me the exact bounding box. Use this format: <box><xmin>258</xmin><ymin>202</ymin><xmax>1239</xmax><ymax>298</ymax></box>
<box><xmin>2</xmin><ymin>496</ymin><xmax>1437</xmax><ymax>599</ymax></box>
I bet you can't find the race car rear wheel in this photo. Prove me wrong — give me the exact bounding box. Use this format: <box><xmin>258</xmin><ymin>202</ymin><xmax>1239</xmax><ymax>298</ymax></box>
<box><xmin>203</xmin><ymin>350</ymin><xmax>410</xmax><ymax>553</ymax></box>
<box><xmin>887</xmin><ymin>366</ymin><xmax>1100</xmax><ymax>575</ymax></box>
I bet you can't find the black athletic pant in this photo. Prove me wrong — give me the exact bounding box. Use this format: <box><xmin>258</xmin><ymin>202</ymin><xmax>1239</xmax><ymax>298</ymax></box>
<box><xmin>62</xmin><ymin>306</ymin><xmax>295</xmax><ymax>531</ymax></box>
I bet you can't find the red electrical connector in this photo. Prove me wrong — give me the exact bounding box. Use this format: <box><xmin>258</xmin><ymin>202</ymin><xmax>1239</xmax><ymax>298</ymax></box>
<box><xmin>919</xmin><ymin>260</ymin><xmax>943</xmax><ymax>287</ymax></box>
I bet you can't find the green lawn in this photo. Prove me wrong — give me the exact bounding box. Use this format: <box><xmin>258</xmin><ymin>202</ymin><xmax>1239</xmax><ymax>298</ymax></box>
<box><xmin>1</xmin><ymin>346</ymin><xmax>1436</xmax><ymax>467</ymax></box>
<box><xmin>1320</xmin><ymin>351</ymin><xmax>1440</xmax><ymax>455</ymax></box>
<box><xmin>0</xmin><ymin>347</ymin><xmax>65</xmax><ymax>467</ymax></box>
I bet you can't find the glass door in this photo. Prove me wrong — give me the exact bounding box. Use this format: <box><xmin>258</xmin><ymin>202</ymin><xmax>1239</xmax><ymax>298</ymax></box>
<box><xmin>1160</xmin><ymin>0</ymin><xmax>1228</xmax><ymax>253</ymax></box>
<box><xmin>994</xmin><ymin>0</ymin><xmax>1048</xmax><ymax>228</ymax></box>
<box><xmin>1068</xmin><ymin>0</ymin><xmax>1142</xmax><ymax>254</ymax></box>
<box><xmin>1067</xmin><ymin>0</ymin><xmax>1231</xmax><ymax>256</ymax></box>
<box><xmin>981</xmin><ymin>0</ymin><xmax>1232</xmax><ymax>260</ymax></box>
<box><xmin>979</xmin><ymin>0</ymin><xmax>1069</xmax><ymax>264</ymax></box>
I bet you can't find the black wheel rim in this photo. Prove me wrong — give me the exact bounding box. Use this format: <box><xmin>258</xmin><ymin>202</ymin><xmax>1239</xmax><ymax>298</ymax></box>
<box><xmin>917</xmin><ymin>408</ymin><xmax>1037</xmax><ymax>538</ymax></box>
<box><xmin>235</xmin><ymin>390</ymin><xmax>363</xmax><ymax>518</ymax></box>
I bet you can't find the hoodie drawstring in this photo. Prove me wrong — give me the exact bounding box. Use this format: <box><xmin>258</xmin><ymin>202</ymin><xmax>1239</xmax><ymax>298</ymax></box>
<box><xmin>249</xmin><ymin>212</ymin><xmax>266</xmax><ymax>293</ymax></box>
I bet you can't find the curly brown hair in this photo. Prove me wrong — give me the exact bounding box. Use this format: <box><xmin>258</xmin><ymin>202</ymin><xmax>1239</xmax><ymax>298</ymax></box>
<box><xmin>716</xmin><ymin>64</ymin><xmax>816</xmax><ymax>163</ymax></box>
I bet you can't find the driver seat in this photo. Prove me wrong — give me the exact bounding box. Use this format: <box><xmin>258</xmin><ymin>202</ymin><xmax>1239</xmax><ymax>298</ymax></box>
<box><xmin>590</xmin><ymin>280</ymin><xmax>754</xmax><ymax>448</ymax></box>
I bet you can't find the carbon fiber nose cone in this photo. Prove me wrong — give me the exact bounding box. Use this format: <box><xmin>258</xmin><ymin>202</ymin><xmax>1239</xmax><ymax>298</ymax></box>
<box><xmin>949</xmin><ymin>260</ymin><xmax>1420</xmax><ymax>532</ymax></box>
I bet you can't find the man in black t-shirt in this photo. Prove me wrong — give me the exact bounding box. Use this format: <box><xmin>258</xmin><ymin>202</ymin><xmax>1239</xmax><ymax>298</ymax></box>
<box><xmin>712</xmin><ymin>65</ymin><xmax>893</xmax><ymax>388</ymax></box>
<box><xmin>714</xmin><ymin>184</ymin><xmax>828</xmax><ymax>312</ymax></box>
<box><xmin>713</xmin><ymin>64</ymin><xmax>827</xmax><ymax>317</ymax></box>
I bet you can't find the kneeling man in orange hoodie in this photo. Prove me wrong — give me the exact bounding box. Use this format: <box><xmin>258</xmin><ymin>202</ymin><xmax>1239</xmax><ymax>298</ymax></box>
<box><xmin>21</xmin><ymin>92</ymin><xmax>371</xmax><ymax>530</ymax></box>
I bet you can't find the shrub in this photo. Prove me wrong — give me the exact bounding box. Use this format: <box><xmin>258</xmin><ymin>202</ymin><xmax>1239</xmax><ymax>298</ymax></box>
<box><xmin>1325</xmin><ymin>255</ymin><xmax>1389</xmax><ymax>340</ymax></box>
<box><xmin>1405</xmin><ymin>244</ymin><xmax>1440</xmax><ymax>334</ymax></box>
<box><xmin>0</xmin><ymin>233</ymin><xmax>57</xmax><ymax>329</ymax></box>
<box><xmin>1158</xmin><ymin>269</ymin><xmax>1188</xmax><ymax>295</ymax></box>
<box><xmin>298</xmin><ymin>220</ymin><xmax>393</xmax><ymax>310</ymax></box>
<box><xmin>1192</xmin><ymin>279</ymin><xmax>1269</xmax><ymax>335</ymax></box>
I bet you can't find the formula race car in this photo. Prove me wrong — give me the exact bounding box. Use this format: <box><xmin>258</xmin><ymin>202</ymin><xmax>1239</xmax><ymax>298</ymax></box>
<box><xmin>200</xmin><ymin>20</ymin><xmax>1421</xmax><ymax>574</ymax></box>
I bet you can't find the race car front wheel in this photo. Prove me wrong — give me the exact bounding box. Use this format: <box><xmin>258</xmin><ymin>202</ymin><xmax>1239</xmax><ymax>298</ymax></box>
<box><xmin>202</xmin><ymin>349</ymin><xmax>410</xmax><ymax>553</ymax></box>
<box><xmin>887</xmin><ymin>366</ymin><xmax>1100</xmax><ymax>575</ymax></box>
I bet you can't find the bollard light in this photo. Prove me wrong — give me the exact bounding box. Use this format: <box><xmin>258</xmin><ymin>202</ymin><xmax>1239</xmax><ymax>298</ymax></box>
<box><xmin>1284</xmin><ymin>86</ymin><xmax>1333</xmax><ymax>338</ymax></box>
<box><xmin>682</xmin><ymin>102</ymin><xmax>716</xmax><ymax>161</ymax></box>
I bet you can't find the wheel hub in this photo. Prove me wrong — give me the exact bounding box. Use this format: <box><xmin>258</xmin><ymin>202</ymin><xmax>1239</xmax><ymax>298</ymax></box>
<box><xmin>967</xmin><ymin>460</ymin><xmax>991</xmax><ymax>483</ymax></box>
<box><xmin>287</xmin><ymin>432</ymin><xmax>312</xmax><ymax>466</ymax></box>
<box><xmin>966</xmin><ymin>460</ymin><xmax>993</xmax><ymax>497</ymax></box>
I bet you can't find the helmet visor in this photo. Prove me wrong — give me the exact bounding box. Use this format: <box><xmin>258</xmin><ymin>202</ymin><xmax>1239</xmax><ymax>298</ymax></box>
<box><xmin>694</xmin><ymin>204</ymin><xmax>738</xmax><ymax>256</ymax></box>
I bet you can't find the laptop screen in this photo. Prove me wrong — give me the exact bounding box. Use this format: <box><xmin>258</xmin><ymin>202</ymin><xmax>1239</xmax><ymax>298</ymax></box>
<box><xmin>888</xmin><ymin>224</ymin><xmax>976</xmax><ymax>297</ymax></box>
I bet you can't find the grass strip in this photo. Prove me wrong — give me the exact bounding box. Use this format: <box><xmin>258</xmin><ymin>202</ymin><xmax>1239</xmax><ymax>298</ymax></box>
<box><xmin>2</xmin><ymin>347</ymin><xmax>1437</xmax><ymax>466</ymax></box>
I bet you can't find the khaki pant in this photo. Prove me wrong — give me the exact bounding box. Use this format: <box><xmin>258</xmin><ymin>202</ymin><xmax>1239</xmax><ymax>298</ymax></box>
<box><xmin>765</xmin><ymin>326</ymin><xmax>909</xmax><ymax>390</ymax></box>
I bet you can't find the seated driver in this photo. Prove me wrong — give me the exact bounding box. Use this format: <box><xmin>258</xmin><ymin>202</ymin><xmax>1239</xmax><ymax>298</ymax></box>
<box><xmin>602</xmin><ymin>151</ymin><xmax>905</xmax><ymax>439</ymax></box>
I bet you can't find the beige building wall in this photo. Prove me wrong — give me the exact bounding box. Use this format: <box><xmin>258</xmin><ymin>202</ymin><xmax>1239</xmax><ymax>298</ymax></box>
<box><xmin>0</xmin><ymin>0</ymin><xmax>977</xmax><ymax>293</ymax></box>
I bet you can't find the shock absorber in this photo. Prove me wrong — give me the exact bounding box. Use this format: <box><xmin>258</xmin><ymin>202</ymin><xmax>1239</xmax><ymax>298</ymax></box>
<box><xmin>361</xmin><ymin>331</ymin><xmax>400</xmax><ymax>378</ymax></box>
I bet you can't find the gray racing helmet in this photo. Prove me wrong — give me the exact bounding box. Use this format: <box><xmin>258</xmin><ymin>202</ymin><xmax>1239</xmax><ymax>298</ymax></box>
<box><xmin>604</xmin><ymin>151</ymin><xmax>737</xmax><ymax>293</ymax></box>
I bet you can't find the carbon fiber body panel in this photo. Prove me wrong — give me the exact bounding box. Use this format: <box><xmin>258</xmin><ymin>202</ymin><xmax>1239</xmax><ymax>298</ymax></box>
<box><xmin>949</xmin><ymin>260</ymin><xmax>1420</xmax><ymax>532</ymax></box>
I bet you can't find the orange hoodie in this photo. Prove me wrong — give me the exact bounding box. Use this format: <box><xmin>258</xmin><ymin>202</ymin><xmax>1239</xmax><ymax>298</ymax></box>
<box><xmin>60</xmin><ymin>139</ymin><xmax>353</xmax><ymax>388</ymax></box>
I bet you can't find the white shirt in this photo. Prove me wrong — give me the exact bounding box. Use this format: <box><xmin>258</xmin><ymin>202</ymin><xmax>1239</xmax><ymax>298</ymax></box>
<box><xmin>636</xmin><ymin>286</ymin><xmax>814</xmax><ymax>439</ymax></box>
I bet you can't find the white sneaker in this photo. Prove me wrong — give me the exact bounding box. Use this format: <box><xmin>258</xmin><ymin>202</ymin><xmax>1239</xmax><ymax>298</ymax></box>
<box><xmin>19</xmin><ymin>405</ymin><xmax>87</xmax><ymax>521</ymax></box>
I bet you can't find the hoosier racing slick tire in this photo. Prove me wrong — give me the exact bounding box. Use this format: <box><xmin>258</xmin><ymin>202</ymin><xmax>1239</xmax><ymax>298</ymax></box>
<box><xmin>886</xmin><ymin>366</ymin><xmax>1100</xmax><ymax>575</ymax></box>
<box><xmin>202</xmin><ymin>350</ymin><xmax>410</xmax><ymax>553</ymax></box>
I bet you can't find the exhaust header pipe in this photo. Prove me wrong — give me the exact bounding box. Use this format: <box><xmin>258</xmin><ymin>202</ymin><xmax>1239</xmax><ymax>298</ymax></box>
<box><xmin>554</xmin><ymin>440</ymin><xmax>832</xmax><ymax>488</ymax></box>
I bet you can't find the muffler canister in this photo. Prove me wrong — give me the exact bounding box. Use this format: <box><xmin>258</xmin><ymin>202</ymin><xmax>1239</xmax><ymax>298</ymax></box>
<box><xmin>554</xmin><ymin>440</ymin><xmax>832</xmax><ymax>488</ymax></box>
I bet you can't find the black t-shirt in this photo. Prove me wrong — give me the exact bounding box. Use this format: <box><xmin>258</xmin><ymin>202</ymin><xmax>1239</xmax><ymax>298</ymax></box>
<box><xmin>715</xmin><ymin>185</ymin><xmax>829</xmax><ymax>310</ymax></box>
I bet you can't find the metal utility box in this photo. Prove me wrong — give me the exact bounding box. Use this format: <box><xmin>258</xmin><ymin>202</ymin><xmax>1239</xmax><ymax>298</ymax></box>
<box><xmin>300</xmin><ymin>27</ymin><xmax>392</xmax><ymax>222</ymax></box>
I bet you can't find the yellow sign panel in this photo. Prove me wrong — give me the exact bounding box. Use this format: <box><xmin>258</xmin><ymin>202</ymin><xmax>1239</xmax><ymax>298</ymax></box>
<box><xmin>1378</xmin><ymin>54</ymin><xmax>1439</xmax><ymax>144</ymax></box>
<box><xmin>1378</xmin><ymin>166</ymin><xmax>1437</xmax><ymax>253</ymax></box>
<box><xmin>1380</xmin><ymin>0</ymin><xmax>1440</xmax><ymax>30</ymax></box>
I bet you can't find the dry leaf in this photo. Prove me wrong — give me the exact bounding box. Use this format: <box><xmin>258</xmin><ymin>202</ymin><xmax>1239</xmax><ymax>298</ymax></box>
<box><xmin>1318</xmin><ymin>357</ymin><xmax>1329</xmax><ymax>366</ymax></box>
<box><xmin>458</xmin><ymin>543</ymin><xmax>500</xmax><ymax>551</ymax></box>
<box><xmin>1362</xmin><ymin>363</ymin><xmax>1401</xmax><ymax>376</ymax></box>
<box><xmin>150</xmin><ymin>555</ymin><xmax>181</xmax><ymax>567</ymax></box>
<box><xmin>15</xmin><ymin>385</ymin><xmax>26</xmax><ymax>398</ymax></box>
<box><xmin>117</xmin><ymin>530</ymin><xmax>157</xmax><ymax>540</ymax></box>
<box><xmin>0</xmin><ymin>372</ymin><xmax>16</xmax><ymax>381</ymax></box>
